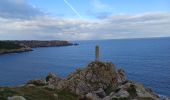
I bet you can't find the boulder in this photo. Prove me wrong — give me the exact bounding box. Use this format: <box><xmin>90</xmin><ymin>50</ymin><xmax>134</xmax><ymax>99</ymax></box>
<box><xmin>46</xmin><ymin>73</ymin><xmax>60</xmax><ymax>82</ymax></box>
<box><xmin>8</xmin><ymin>96</ymin><xmax>26</xmax><ymax>100</ymax></box>
<box><xmin>85</xmin><ymin>93</ymin><xmax>101</xmax><ymax>100</ymax></box>
<box><xmin>93</xmin><ymin>88</ymin><xmax>106</xmax><ymax>98</ymax></box>
<box><xmin>117</xmin><ymin>69</ymin><xmax>126</xmax><ymax>83</ymax></box>
<box><xmin>111</xmin><ymin>81</ymin><xmax>160</xmax><ymax>100</ymax></box>
<box><xmin>53</xmin><ymin>93</ymin><xmax>58</xmax><ymax>99</ymax></box>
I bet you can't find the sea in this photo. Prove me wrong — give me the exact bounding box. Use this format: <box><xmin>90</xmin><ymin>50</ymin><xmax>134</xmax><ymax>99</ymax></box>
<box><xmin>0</xmin><ymin>37</ymin><xmax>170</xmax><ymax>96</ymax></box>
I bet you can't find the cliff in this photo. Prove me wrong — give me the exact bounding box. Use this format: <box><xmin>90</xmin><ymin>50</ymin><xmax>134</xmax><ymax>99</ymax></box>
<box><xmin>0</xmin><ymin>40</ymin><xmax>74</xmax><ymax>54</ymax></box>
<box><xmin>12</xmin><ymin>40</ymin><xmax>74</xmax><ymax>48</ymax></box>
<box><xmin>0</xmin><ymin>61</ymin><xmax>168</xmax><ymax>100</ymax></box>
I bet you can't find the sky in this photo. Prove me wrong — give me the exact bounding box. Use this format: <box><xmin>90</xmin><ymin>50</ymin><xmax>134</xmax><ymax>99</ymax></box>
<box><xmin>0</xmin><ymin>0</ymin><xmax>170</xmax><ymax>40</ymax></box>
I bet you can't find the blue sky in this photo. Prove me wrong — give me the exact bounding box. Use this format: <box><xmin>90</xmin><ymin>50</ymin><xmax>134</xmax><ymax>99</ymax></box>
<box><xmin>27</xmin><ymin>0</ymin><xmax>170</xmax><ymax>18</ymax></box>
<box><xmin>0</xmin><ymin>0</ymin><xmax>170</xmax><ymax>40</ymax></box>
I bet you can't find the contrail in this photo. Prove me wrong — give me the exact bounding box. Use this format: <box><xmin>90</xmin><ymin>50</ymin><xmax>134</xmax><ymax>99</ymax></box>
<box><xmin>63</xmin><ymin>0</ymin><xmax>82</xmax><ymax>18</ymax></box>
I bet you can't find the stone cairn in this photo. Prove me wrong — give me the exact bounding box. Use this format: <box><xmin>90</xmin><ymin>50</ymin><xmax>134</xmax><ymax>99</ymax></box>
<box><xmin>95</xmin><ymin>45</ymin><xmax>99</xmax><ymax>62</ymax></box>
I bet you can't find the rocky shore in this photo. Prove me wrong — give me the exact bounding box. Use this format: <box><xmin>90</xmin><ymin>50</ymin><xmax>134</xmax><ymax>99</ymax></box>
<box><xmin>0</xmin><ymin>61</ymin><xmax>169</xmax><ymax>100</ymax></box>
<box><xmin>0</xmin><ymin>40</ymin><xmax>75</xmax><ymax>54</ymax></box>
<box><xmin>0</xmin><ymin>47</ymin><xmax>32</xmax><ymax>54</ymax></box>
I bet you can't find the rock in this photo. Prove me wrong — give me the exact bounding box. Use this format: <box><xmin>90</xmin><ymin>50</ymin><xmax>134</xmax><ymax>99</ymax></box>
<box><xmin>117</xmin><ymin>69</ymin><xmax>126</xmax><ymax>83</ymax></box>
<box><xmin>102</xmin><ymin>96</ymin><xmax>111</xmax><ymax>100</ymax></box>
<box><xmin>44</xmin><ymin>84</ymin><xmax>55</xmax><ymax>90</ymax></box>
<box><xmin>23</xmin><ymin>61</ymin><xmax>164</xmax><ymax>100</ymax></box>
<box><xmin>163</xmin><ymin>97</ymin><xmax>170</xmax><ymax>100</ymax></box>
<box><xmin>93</xmin><ymin>88</ymin><xmax>106</xmax><ymax>98</ymax></box>
<box><xmin>46</xmin><ymin>73</ymin><xmax>58</xmax><ymax>81</ymax></box>
<box><xmin>27</xmin><ymin>79</ymin><xmax>46</xmax><ymax>86</ymax></box>
<box><xmin>85</xmin><ymin>72</ymin><xmax>93</xmax><ymax>80</ymax></box>
<box><xmin>53</xmin><ymin>93</ymin><xmax>58</xmax><ymax>99</ymax></box>
<box><xmin>111</xmin><ymin>81</ymin><xmax>160</xmax><ymax>100</ymax></box>
<box><xmin>114</xmin><ymin>89</ymin><xmax>129</xmax><ymax>98</ymax></box>
<box><xmin>75</xmin><ymin>81</ymin><xmax>91</xmax><ymax>95</ymax></box>
<box><xmin>46</xmin><ymin>73</ymin><xmax>61</xmax><ymax>86</ymax></box>
<box><xmin>86</xmin><ymin>93</ymin><xmax>101</xmax><ymax>100</ymax></box>
<box><xmin>26</xmin><ymin>84</ymin><xmax>35</xmax><ymax>87</ymax></box>
<box><xmin>63</xmin><ymin>61</ymin><xmax>118</xmax><ymax>95</ymax></box>
<box><xmin>8</xmin><ymin>96</ymin><xmax>26</xmax><ymax>100</ymax></box>
<box><xmin>160</xmin><ymin>95</ymin><xmax>170</xmax><ymax>100</ymax></box>
<box><xmin>134</xmin><ymin>83</ymin><xmax>160</xmax><ymax>100</ymax></box>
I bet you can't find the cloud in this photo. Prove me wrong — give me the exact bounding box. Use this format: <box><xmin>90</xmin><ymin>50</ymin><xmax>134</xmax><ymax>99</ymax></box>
<box><xmin>88</xmin><ymin>0</ymin><xmax>113</xmax><ymax>19</ymax></box>
<box><xmin>0</xmin><ymin>0</ymin><xmax>43</xmax><ymax>19</ymax></box>
<box><xmin>0</xmin><ymin>12</ymin><xmax>170</xmax><ymax>40</ymax></box>
<box><xmin>91</xmin><ymin>0</ymin><xmax>111</xmax><ymax>10</ymax></box>
<box><xmin>0</xmin><ymin>0</ymin><xmax>169</xmax><ymax>40</ymax></box>
<box><xmin>87</xmin><ymin>10</ymin><xmax>112</xmax><ymax>19</ymax></box>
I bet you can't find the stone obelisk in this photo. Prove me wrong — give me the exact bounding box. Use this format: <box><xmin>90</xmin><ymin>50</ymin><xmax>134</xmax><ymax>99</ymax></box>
<box><xmin>95</xmin><ymin>45</ymin><xmax>99</xmax><ymax>62</ymax></box>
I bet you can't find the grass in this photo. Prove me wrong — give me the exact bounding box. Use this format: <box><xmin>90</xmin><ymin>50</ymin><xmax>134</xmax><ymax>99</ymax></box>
<box><xmin>127</xmin><ymin>84</ymin><xmax>137</xmax><ymax>98</ymax></box>
<box><xmin>0</xmin><ymin>87</ymin><xmax>19</xmax><ymax>100</ymax></box>
<box><xmin>0</xmin><ymin>86</ymin><xmax>77</xmax><ymax>100</ymax></box>
<box><xmin>105</xmin><ymin>85</ymin><xmax>114</xmax><ymax>95</ymax></box>
<box><xmin>112</xmin><ymin>97</ymin><xmax>130</xmax><ymax>100</ymax></box>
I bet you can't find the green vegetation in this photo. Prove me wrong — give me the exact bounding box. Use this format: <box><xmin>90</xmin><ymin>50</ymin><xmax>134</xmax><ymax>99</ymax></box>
<box><xmin>0</xmin><ymin>87</ymin><xmax>19</xmax><ymax>100</ymax></box>
<box><xmin>127</xmin><ymin>84</ymin><xmax>137</xmax><ymax>98</ymax></box>
<box><xmin>112</xmin><ymin>97</ymin><xmax>130</xmax><ymax>100</ymax></box>
<box><xmin>57</xmin><ymin>90</ymin><xmax>77</xmax><ymax>100</ymax></box>
<box><xmin>0</xmin><ymin>86</ymin><xmax>77</xmax><ymax>100</ymax></box>
<box><xmin>0</xmin><ymin>41</ymin><xmax>23</xmax><ymax>50</ymax></box>
<box><xmin>105</xmin><ymin>85</ymin><xmax>114</xmax><ymax>95</ymax></box>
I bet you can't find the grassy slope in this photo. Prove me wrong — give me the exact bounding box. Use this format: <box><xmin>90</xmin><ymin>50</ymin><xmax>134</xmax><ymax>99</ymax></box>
<box><xmin>0</xmin><ymin>86</ymin><xmax>77</xmax><ymax>100</ymax></box>
<box><xmin>0</xmin><ymin>41</ymin><xmax>23</xmax><ymax>50</ymax></box>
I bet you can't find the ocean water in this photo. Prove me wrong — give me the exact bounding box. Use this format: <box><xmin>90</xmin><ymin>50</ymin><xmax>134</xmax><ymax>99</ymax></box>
<box><xmin>0</xmin><ymin>38</ymin><xmax>170</xmax><ymax>96</ymax></box>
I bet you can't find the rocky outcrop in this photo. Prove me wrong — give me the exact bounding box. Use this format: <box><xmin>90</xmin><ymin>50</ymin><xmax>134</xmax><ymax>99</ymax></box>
<box><xmin>8</xmin><ymin>96</ymin><xmax>26</xmax><ymax>100</ymax></box>
<box><xmin>26</xmin><ymin>61</ymin><xmax>162</xmax><ymax>100</ymax></box>
<box><xmin>62</xmin><ymin>62</ymin><xmax>121</xmax><ymax>95</ymax></box>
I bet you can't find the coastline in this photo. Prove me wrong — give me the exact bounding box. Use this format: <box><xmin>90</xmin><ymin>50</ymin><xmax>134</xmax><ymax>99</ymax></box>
<box><xmin>0</xmin><ymin>40</ymin><xmax>77</xmax><ymax>55</ymax></box>
<box><xmin>0</xmin><ymin>47</ymin><xmax>33</xmax><ymax>54</ymax></box>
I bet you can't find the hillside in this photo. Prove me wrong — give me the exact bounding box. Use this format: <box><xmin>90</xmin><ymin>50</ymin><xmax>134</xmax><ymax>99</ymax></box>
<box><xmin>0</xmin><ymin>40</ymin><xmax>75</xmax><ymax>54</ymax></box>
<box><xmin>0</xmin><ymin>41</ymin><xmax>23</xmax><ymax>50</ymax></box>
<box><xmin>0</xmin><ymin>41</ymin><xmax>32</xmax><ymax>54</ymax></box>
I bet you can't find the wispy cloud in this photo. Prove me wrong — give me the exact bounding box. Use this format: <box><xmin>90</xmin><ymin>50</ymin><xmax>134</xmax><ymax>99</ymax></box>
<box><xmin>0</xmin><ymin>0</ymin><xmax>170</xmax><ymax>40</ymax></box>
<box><xmin>89</xmin><ymin>0</ymin><xmax>113</xmax><ymax>19</ymax></box>
<box><xmin>63</xmin><ymin>0</ymin><xmax>82</xmax><ymax>19</ymax></box>
<box><xmin>91</xmin><ymin>0</ymin><xmax>111</xmax><ymax>10</ymax></box>
<box><xmin>0</xmin><ymin>12</ymin><xmax>170</xmax><ymax>40</ymax></box>
<box><xmin>0</xmin><ymin>0</ymin><xmax>43</xmax><ymax>19</ymax></box>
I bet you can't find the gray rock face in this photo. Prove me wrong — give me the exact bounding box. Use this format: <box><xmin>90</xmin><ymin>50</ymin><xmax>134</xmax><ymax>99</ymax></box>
<box><xmin>61</xmin><ymin>61</ymin><xmax>120</xmax><ymax>95</ymax></box>
<box><xmin>8</xmin><ymin>96</ymin><xmax>26</xmax><ymax>100</ymax></box>
<box><xmin>117</xmin><ymin>69</ymin><xmax>126</xmax><ymax>83</ymax></box>
<box><xmin>93</xmin><ymin>88</ymin><xmax>106</xmax><ymax>98</ymax></box>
